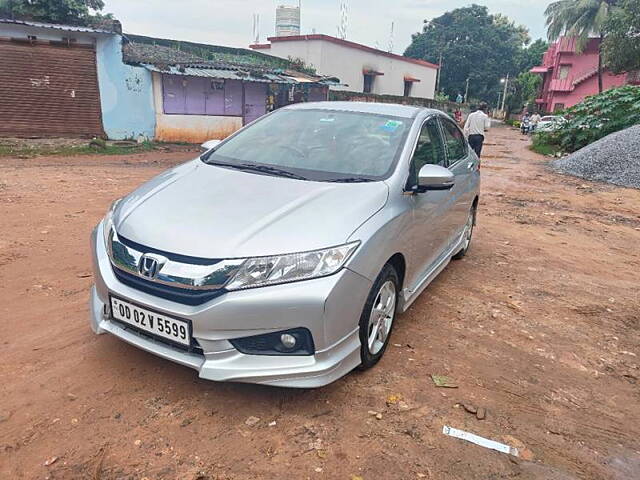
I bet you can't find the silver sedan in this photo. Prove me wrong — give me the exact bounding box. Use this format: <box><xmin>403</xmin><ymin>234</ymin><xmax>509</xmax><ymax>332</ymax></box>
<box><xmin>89</xmin><ymin>102</ymin><xmax>480</xmax><ymax>387</ymax></box>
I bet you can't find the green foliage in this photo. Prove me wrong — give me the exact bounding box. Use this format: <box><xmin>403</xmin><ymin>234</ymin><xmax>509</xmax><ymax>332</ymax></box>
<box><xmin>603</xmin><ymin>0</ymin><xmax>640</xmax><ymax>74</ymax></box>
<box><xmin>286</xmin><ymin>57</ymin><xmax>317</xmax><ymax>75</ymax></box>
<box><xmin>507</xmin><ymin>72</ymin><xmax>542</xmax><ymax>112</ymax></box>
<box><xmin>0</xmin><ymin>140</ymin><xmax>159</xmax><ymax>158</ymax></box>
<box><xmin>434</xmin><ymin>91</ymin><xmax>450</xmax><ymax>103</ymax></box>
<box><xmin>0</xmin><ymin>0</ymin><xmax>109</xmax><ymax>26</ymax></box>
<box><xmin>531</xmin><ymin>132</ymin><xmax>563</xmax><ymax>156</ymax></box>
<box><xmin>544</xmin><ymin>86</ymin><xmax>640</xmax><ymax>153</ymax></box>
<box><xmin>404</xmin><ymin>5</ymin><xmax>530</xmax><ymax>101</ymax></box>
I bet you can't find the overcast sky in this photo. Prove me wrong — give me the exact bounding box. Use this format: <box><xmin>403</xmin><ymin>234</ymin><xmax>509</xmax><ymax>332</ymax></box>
<box><xmin>103</xmin><ymin>0</ymin><xmax>553</xmax><ymax>53</ymax></box>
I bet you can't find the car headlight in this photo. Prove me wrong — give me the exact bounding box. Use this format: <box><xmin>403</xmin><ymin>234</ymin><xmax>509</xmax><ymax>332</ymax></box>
<box><xmin>102</xmin><ymin>198</ymin><xmax>122</xmax><ymax>249</ymax></box>
<box><xmin>226</xmin><ymin>242</ymin><xmax>359</xmax><ymax>290</ymax></box>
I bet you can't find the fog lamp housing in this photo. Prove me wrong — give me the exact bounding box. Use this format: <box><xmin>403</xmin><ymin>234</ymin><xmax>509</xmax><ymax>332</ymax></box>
<box><xmin>230</xmin><ymin>328</ymin><xmax>315</xmax><ymax>356</ymax></box>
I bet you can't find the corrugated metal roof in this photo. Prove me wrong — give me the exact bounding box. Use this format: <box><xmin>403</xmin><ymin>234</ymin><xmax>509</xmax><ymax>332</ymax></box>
<box><xmin>0</xmin><ymin>18</ymin><xmax>113</xmax><ymax>34</ymax></box>
<box><xmin>142</xmin><ymin>64</ymin><xmax>297</xmax><ymax>84</ymax></box>
<box><xmin>142</xmin><ymin>64</ymin><xmax>339</xmax><ymax>85</ymax></box>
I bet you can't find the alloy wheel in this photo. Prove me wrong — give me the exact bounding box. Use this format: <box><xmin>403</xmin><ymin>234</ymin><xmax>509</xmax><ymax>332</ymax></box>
<box><xmin>367</xmin><ymin>280</ymin><xmax>396</xmax><ymax>355</ymax></box>
<box><xmin>462</xmin><ymin>210</ymin><xmax>474</xmax><ymax>251</ymax></box>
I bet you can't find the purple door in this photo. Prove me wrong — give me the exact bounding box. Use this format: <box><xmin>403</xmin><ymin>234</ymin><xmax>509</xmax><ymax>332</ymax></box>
<box><xmin>308</xmin><ymin>86</ymin><xmax>328</xmax><ymax>102</ymax></box>
<box><xmin>243</xmin><ymin>82</ymin><xmax>267</xmax><ymax>125</ymax></box>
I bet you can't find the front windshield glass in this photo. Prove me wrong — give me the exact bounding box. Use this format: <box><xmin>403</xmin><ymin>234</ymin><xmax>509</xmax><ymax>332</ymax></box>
<box><xmin>201</xmin><ymin>109</ymin><xmax>411</xmax><ymax>182</ymax></box>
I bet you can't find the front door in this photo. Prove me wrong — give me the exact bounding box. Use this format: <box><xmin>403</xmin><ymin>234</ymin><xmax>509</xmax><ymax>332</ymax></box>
<box><xmin>406</xmin><ymin>117</ymin><xmax>456</xmax><ymax>289</ymax></box>
<box><xmin>243</xmin><ymin>83</ymin><xmax>267</xmax><ymax>125</ymax></box>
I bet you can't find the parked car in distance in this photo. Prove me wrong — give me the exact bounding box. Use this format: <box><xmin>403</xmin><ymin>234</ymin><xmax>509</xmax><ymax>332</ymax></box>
<box><xmin>89</xmin><ymin>102</ymin><xmax>480</xmax><ymax>388</ymax></box>
<box><xmin>536</xmin><ymin>115</ymin><xmax>566</xmax><ymax>133</ymax></box>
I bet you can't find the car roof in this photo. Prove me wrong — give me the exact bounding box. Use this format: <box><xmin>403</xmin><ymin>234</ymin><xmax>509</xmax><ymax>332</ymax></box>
<box><xmin>284</xmin><ymin>101</ymin><xmax>436</xmax><ymax>119</ymax></box>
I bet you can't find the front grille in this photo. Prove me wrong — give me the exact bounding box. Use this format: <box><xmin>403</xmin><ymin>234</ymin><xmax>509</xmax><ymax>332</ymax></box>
<box><xmin>111</xmin><ymin>316</ymin><xmax>204</xmax><ymax>356</ymax></box>
<box><xmin>113</xmin><ymin>267</ymin><xmax>226</xmax><ymax>306</ymax></box>
<box><xmin>118</xmin><ymin>234</ymin><xmax>218</xmax><ymax>265</ymax></box>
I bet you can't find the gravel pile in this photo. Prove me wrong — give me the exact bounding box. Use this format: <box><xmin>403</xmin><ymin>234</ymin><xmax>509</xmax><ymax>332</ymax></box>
<box><xmin>551</xmin><ymin>125</ymin><xmax>640</xmax><ymax>189</ymax></box>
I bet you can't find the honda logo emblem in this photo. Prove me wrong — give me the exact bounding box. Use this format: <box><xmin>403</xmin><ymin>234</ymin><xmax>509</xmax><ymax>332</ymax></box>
<box><xmin>138</xmin><ymin>254</ymin><xmax>167</xmax><ymax>279</ymax></box>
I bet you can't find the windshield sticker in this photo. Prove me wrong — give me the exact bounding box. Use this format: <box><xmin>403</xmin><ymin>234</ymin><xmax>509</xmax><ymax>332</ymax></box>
<box><xmin>319</xmin><ymin>117</ymin><xmax>335</xmax><ymax>122</ymax></box>
<box><xmin>381</xmin><ymin>120</ymin><xmax>403</xmax><ymax>132</ymax></box>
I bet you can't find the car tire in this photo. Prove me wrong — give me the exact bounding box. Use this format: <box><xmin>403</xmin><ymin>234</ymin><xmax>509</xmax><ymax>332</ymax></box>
<box><xmin>453</xmin><ymin>205</ymin><xmax>476</xmax><ymax>260</ymax></box>
<box><xmin>358</xmin><ymin>263</ymin><xmax>399</xmax><ymax>370</ymax></box>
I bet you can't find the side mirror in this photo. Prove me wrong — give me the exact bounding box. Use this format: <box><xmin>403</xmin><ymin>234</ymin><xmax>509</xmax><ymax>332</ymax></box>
<box><xmin>200</xmin><ymin>139</ymin><xmax>221</xmax><ymax>152</ymax></box>
<box><xmin>416</xmin><ymin>164</ymin><xmax>455</xmax><ymax>192</ymax></box>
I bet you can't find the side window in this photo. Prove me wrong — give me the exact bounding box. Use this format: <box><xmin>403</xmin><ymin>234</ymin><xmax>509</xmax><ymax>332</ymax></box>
<box><xmin>409</xmin><ymin>119</ymin><xmax>446</xmax><ymax>186</ymax></box>
<box><xmin>440</xmin><ymin>119</ymin><xmax>467</xmax><ymax>164</ymax></box>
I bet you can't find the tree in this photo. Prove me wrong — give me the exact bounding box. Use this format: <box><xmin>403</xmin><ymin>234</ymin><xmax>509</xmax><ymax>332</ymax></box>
<box><xmin>506</xmin><ymin>72</ymin><xmax>542</xmax><ymax>113</ymax></box>
<box><xmin>0</xmin><ymin>0</ymin><xmax>109</xmax><ymax>26</ymax></box>
<box><xmin>602</xmin><ymin>0</ymin><xmax>640</xmax><ymax>74</ymax></box>
<box><xmin>517</xmin><ymin>39</ymin><xmax>549</xmax><ymax>72</ymax></box>
<box><xmin>404</xmin><ymin>5</ymin><xmax>530</xmax><ymax>102</ymax></box>
<box><xmin>545</xmin><ymin>0</ymin><xmax>618</xmax><ymax>94</ymax></box>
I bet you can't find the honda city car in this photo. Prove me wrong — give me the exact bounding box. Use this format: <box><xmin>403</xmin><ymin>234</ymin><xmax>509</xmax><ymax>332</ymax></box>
<box><xmin>89</xmin><ymin>102</ymin><xmax>480</xmax><ymax>387</ymax></box>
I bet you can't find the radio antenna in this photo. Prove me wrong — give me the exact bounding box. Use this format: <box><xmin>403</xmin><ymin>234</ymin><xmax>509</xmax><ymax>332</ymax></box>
<box><xmin>338</xmin><ymin>0</ymin><xmax>348</xmax><ymax>39</ymax></box>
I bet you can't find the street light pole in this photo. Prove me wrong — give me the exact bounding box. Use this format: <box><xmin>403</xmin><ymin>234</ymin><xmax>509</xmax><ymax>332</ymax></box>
<box><xmin>435</xmin><ymin>52</ymin><xmax>443</xmax><ymax>92</ymax></box>
<box><xmin>464</xmin><ymin>77</ymin><xmax>469</xmax><ymax>103</ymax></box>
<box><xmin>496</xmin><ymin>91</ymin><xmax>502</xmax><ymax>111</ymax></box>
<box><xmin>500</xmin><ymin>73</ymin><xmax>509</xmax><ymax>112</ymax></box>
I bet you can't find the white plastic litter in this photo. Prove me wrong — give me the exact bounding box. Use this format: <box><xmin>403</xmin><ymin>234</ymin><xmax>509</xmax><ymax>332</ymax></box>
<box><xmin>442</xmin><ymin>425</ymin><xmax>519</xmax><ymax>456</ymax></box>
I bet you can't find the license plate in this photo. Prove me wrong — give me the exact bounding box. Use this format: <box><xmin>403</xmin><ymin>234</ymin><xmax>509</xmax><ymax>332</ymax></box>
<box><xmin>109</xmin><ymin>296</ymin><xmax>191</xmax><ymax>346</ymax></box>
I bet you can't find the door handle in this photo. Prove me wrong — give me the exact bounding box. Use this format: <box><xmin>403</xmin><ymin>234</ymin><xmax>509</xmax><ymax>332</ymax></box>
<box><xmin>467</xmin><ymin>162</ymin><xmax>475</xmax><ymax>170</ymax></box>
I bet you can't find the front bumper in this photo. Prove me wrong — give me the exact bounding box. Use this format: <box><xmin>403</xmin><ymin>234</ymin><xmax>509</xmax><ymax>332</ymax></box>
<box><xmin>89</xmin><ymin>223</ymin><xmax>372</xmax><ymax>388</ymax></box>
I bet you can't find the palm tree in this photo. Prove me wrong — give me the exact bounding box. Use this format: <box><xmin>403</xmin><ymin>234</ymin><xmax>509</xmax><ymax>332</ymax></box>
<box><xmin>545</xmin><ymin>0</ymin><xmax>618</xmax><ymax>93</ymax></box>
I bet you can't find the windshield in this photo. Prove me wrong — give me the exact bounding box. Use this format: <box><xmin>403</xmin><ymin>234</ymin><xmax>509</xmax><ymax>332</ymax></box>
<box><xmin>201</xmin><ymin>109</ymin><xmax>411</xmax><ymax>182</ymax></box>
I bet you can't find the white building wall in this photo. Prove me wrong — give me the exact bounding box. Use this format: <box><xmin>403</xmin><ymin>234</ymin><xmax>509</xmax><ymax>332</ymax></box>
<box><xmin>261</xmin><ymin>39</ymin><xmax>437</xmax><ymax>99</ymax></box>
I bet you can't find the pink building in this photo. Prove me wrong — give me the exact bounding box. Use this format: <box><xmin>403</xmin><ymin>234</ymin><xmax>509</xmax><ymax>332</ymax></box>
<box><xmin>531</xmin><ymin>37</ymin><xmax>631</xmax><ymax>113</ymax></box>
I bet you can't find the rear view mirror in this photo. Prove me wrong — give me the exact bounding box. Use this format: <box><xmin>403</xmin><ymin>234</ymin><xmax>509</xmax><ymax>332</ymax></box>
<box><xmin>200</xmin><ymin>139</ymin><xmax>221</xmax><ymax>151</ymax></box>
<box><xmin>417</xmin><ymin>164</ymin><xmax>455</xmax><ymax>191</ymax></box>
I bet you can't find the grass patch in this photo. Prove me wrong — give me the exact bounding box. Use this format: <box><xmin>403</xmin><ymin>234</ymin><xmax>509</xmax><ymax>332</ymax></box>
<box><xmin>530</xmin><ymin>133</ymin><xmax>563</xmax><ymax>157</ymax></box>
<box><xmin>0</xmin><ymin>140</ymin><xmax>159</xmax><ymax>158</ymax></box>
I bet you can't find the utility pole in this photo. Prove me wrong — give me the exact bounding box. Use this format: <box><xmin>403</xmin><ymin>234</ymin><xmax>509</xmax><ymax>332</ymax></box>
<box><xmin>464</xmin><ymin>77</ymin><xmax>470</xmax><ymax>103</ymax></box>
<box><xmin>500</xmin><ymin>73</ymin><xmax>510</xmax><ymax>112</ymax></box>
<box><xmin>435</xmin><ymin>52</ymin><xmax>443</xmax><ymax>93</ymax></box>
<box><xmin>496</xmin><ymin>91</ymin><xmax>502</xmax><ymax>111</ymax></box>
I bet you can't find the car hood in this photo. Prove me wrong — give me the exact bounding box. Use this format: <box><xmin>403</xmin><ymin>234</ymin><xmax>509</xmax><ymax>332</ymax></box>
<box><xmin>114</xmin><ymin>160</ymin><xmax>389</xmax><ymax>259</ymax></box>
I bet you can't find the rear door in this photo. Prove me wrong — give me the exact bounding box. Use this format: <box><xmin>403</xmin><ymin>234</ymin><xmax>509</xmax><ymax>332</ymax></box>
<box><xmin>243</xmin><ymin>82</ymin><xmax>267</xmax><ymax>125</ymax></box>
<box><xmin>438</xmin><ymin>116</ymin><xmax>477</xmax><ymax>243</ymax></box>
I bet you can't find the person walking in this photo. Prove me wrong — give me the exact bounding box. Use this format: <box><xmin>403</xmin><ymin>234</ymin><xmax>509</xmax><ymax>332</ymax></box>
<box><xmin>530</xmin><ymin>111</ymin><xmax>541</xmax><ymax>133</ymax></box>
<box><xmin>454</xmin><ymin>108</ymin><xmax>463</xmax><ymax>126</ymax></box>
<box><xmin>463</xmin><ymin>103</ymin><xmax>491</xmax><ymax>158</ymax></box>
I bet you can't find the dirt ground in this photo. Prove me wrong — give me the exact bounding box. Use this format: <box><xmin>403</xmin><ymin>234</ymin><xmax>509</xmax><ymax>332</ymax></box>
<box><xmin>1</xmin><ymin>126</ymin><xmax>639</xmax><ymax>480</ymax></box>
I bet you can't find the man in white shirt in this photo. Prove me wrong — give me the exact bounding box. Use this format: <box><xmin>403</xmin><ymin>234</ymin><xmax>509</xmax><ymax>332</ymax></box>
<box><xmin>530</xmin><ymin>112</ymin><xmax>541</xmax><ymax>132</ymax></box>
<box><xmin>463</xmin><ymin>103</ymin><xmax>491</xmax><ymax>158</ymax></box>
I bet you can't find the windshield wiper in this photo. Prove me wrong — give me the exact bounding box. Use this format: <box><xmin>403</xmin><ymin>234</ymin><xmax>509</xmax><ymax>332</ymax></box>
<box><xmin>208</xmin><ymin>161</ymin><xmax>308</xmax><ymax>180</ymax></box>
<box><xmin>327</xmin><ymin>177</ymin><xmax>374</xmax><ymax>183</ymax></box>
<box><xmin>238</xmin><ymin>163</ymin><xmax>309</xmax><ymax>180</ymax></box>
